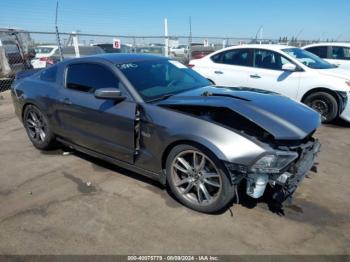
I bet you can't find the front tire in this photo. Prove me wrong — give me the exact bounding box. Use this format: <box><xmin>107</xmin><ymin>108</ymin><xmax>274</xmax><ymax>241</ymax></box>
<box><xmin>304</xmin><ymin>92</ymin><xmax>338</xmax><ymax>123</ymax></box>
<box><xmin>166</xmin><ymin>144</ymin><xmax>235</xmax><ymax>213</ymax></box>
<box><xmin>23</xmin><ymin>105</ymin><xmax>56</xmax><ymax>150</ymax></box>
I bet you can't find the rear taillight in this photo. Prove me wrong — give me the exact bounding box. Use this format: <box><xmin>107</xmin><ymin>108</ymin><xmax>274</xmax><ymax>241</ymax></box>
<box><xmin>39</xmin><ymin>57</ymin><xmax>54</xmax><ymax>65</ymax></box>
<box><xmin>188</xmin><ymin>64</ymin><xmax>195</xmax><ymax>68</ymax></box>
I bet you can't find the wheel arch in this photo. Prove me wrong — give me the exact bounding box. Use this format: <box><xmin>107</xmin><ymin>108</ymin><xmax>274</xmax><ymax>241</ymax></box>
<box><xmin>161</xmin><ymin>139</ymin><xmax>224</xmax><ymax>171</ymax></box>
<box><xmin>21</xmin><ymin>102</ymin><xmax>39</xmax><ymax>121</ymax></box>
<box><xmin>301</xmin><ymin>87</ymin><xmax>342</xmax><ymax>113</ymax></box>
<box><xmin>21</xmin><ymin>101</ymin><xmax>50</xmax><ymax>123</ymax></box>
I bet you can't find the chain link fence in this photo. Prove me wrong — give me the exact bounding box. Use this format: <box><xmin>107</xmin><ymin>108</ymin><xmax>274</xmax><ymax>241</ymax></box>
<box><xmin>1</xmin><ymin>29</ymin><xmax>348</xmax><ymax>93</ymax></box>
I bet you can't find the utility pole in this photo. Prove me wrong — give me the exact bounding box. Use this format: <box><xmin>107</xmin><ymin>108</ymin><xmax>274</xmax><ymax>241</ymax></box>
<box><xmin>336</xmin><ymin>34</ymin><xmax>342</xmax><ymax>41</ymax></box>
<box><xmin>259</xmin><ymin>27</ymin><xmax>263</xmax><ymax>43</ymax></box>
<box><xmin>255</xmin><ymin>25</ymin><xmax>263</xmax><ymax>44</ymax></box>
<box><xmin>318</xmin><ymin>32</ymin><xmax>325</xmax><ymax>42</ymax></box>
<box><xmin>296</xmin><ymin>29</ymin><xmax>304</xmax><ymax>40</ymax></box>
<box><xmin>72</xmin><ymin>31</ymin><xmax>80</xmax><ymax>57</ymax></box>
<box><xmin>55</xmin><ymin>0</ymin><xmax>63</xmax><ymax>61</ymax></box>
<box><xmin>164</xmin><ymin>18</ymin><xmax>169</xmax><ymax>57</ymax></box>
<box><xmin>188</xmin><ymin>16</ymin><xmax>192</xmax><ymax>61</ymax></box>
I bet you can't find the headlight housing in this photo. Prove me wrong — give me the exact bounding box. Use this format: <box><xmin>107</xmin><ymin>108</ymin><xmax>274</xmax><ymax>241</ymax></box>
<box><xmin>250</xmin><ymin>151</ymin><xmax>298</xmax><ymax>174</ymax></box>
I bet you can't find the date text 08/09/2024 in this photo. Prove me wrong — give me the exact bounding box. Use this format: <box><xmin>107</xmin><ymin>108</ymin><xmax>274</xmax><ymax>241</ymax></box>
<box><xmin>127</xmin><ymin>256</ymin><xmax>219</xmax><ymax>261</ymax></box>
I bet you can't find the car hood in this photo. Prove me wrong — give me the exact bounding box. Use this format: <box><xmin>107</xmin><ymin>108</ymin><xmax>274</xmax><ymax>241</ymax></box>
<box><xmin>157</xmin><ymin>86</ymin><xmax>321</xmax><ymax>140</ymax></box>
<box><xmin>315</xmin><ymin>67</ymin><xmax>350</xmax><ymax>80</ymax></box>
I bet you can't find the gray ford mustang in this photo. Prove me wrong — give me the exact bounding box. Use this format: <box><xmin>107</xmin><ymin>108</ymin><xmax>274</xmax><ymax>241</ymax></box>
<box><xmin>11</xmin><ymin>54</ymin><xmax>321</xmax><ymax>213</ymax></box>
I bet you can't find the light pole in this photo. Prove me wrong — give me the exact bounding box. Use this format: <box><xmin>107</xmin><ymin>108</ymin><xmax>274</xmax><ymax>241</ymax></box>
<box><xmin>255</xmin><ymin>25</ymin><xmax>263</xmax><ymax>44</ymax></box>
<box><xmin>55</xmin><ymin>0</ymin><xmax>63</xmax><ymax>61</ymax></box>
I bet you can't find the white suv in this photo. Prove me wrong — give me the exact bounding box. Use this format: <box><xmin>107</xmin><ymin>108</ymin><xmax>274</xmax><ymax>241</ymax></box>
<box><xmin>303</xmin><ymin>43</ymin><xmax>350</xmax><ymax>70</ymax></box>
<box><xmin>189</xmin><ymin>44</ymin><xmax>350</xmax><ymax>123</ymax></box>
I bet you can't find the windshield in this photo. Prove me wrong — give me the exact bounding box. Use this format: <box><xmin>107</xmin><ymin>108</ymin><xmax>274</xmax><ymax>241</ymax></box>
<box><xmin>116</xmin><ymin>59</ymin><xmax>210</xmax><ymax>102</ymax></box>
<box><xmin>283</xmin><ymin>48</ymin><xmax>337</xmax><ymax>69</ymax></box>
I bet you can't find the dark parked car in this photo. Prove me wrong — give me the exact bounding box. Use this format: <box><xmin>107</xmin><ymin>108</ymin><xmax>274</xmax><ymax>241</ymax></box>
<box><xmin>11</xmin><ymin>54</ymin><xmax>321</xmax><ymax>213</ymax></box>
<box><xmin>94</xmin><ymin>43</ymin><xmax>132</xmax><ymax>54</ymax></box>
<box><xmin>133</xmin><ymin>46</ymin><xmax>164</xmax><ymax>55</ymax></box>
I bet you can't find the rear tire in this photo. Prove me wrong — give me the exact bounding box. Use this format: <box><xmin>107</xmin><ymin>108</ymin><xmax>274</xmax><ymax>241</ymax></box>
<box><xmin>166</xmin><ymin>144</ymin><xmax>235</xmax><ymax>213</ymax></box>
<box><xmin>304</xmin><ymin>91</ymin><xmax>338</xmax><ymax>123</ymax></box>
<box><xmin>23</xmin><ymin>105</ymin><xmax>56</xmax><ymax>150</ymax></box>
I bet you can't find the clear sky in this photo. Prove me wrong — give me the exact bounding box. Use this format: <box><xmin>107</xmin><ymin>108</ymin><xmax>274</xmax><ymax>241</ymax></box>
<box><xmin>0</xmin><ymin>0</ymin><xmax>349</xmax><ymax>41</ymax></box>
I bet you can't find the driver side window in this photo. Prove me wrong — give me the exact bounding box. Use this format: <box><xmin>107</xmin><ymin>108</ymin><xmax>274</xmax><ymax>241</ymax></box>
<box><xmin>66</xmin><ymin>63</ymin><xmax>119</xmax><ymax>93</ymax></box>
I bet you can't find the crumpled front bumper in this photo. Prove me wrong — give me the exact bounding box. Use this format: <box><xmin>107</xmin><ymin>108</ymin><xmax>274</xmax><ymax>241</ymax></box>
<box><xmin>226</xmin><ymin>138</ymin><xmax>321</xmax><ymax>204</ymax></box>
<box><xmin>269</xmin><ymin>139</ymin><xmax>321</xmax><ymax>203</ymax></box>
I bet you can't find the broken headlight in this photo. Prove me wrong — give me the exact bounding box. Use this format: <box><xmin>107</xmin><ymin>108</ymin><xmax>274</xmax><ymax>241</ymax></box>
<box><xmin>250</xmin><ymin>151</ymin><xmax>298</xmax><ymax>174</ymax></box>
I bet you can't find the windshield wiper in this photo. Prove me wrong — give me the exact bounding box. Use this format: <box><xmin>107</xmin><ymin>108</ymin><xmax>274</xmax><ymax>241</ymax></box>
<box><xmin>201</xmin><ymin>91</ymin><xmax>250</xmax><ymax>101</ymax></box>
<box><xmin>147</xmin><ymin>93</ymin><xmax>175</xmax><ymax>103</ymax></box>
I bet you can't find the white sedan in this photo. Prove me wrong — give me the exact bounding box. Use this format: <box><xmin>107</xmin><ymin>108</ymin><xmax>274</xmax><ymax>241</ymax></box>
<box><xmin>189</xmin><ymin>44</ymin><xmax>350</xmax><ymax>123</ymax></box>
<box><xmin>31</xmin><ymin>45</ymin><xmax>58</xmax><ymax>68</ymax></box>
<box><xmin>170</xmin><ymin>45</ymin><xmax>188</xmax><ymax>57</ymax></box>
<box><xmin>303</xmin><ymin>42</ymin><xmax>350</xmax><ymax>70</ymax></box>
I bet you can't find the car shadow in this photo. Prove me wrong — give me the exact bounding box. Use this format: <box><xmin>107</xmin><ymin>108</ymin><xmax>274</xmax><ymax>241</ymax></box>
<box><xmin>47</xmin><ymin>147</ymin><xmax>291</xmax><ymax>215</ymax></box>
<box><xmin>327</xmin><ymin>117</ymin><xmax>350</xmax><ymax>128</ymax></box>
<box><xmin>72</xmin><ymin>150</ymin><xmax>165</xmax><ymax>189</ymax></box>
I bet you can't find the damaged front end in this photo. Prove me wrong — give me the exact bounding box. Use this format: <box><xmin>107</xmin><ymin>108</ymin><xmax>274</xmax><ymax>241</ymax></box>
<box><xmin>226</xmin><ymin>138</ymin><xmax>321</xmax><ymax>204</ymax></box>
<box><xmin>157</xmin><ymin>87</ymin><xmax>322</xmax><ymax>205</ymax></box>
<box><xmin>160</xmin><ymin>104</ymin><xmax>320</xmax><ymax>205</ymax></box>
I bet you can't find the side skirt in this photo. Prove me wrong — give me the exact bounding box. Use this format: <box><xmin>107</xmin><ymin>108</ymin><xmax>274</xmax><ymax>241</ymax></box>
<box><xmin>56</xmin><ymin>137</ymin><xmax>164</xmax><ymax>184</ymax></box>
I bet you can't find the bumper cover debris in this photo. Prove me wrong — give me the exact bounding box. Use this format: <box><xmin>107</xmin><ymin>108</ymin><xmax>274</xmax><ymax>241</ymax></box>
<box><xmin>272</xmin><ymin>139</ymin><xmax>321</xmax><ymax>203</ymax></box>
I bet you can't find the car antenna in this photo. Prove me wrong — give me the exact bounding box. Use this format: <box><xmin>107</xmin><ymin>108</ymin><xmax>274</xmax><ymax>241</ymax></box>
<box><xmin>55</xmin><ymin>0</ymin><xmax>64</xmax><ymax>61</ymax></box>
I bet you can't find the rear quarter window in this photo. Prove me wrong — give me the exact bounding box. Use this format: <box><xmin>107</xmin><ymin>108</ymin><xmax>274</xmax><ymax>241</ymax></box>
<box><xmin>305</xmin><ymin>46</ymin><xmax>327</xmax><ymax>58</ymax></box>
<box><xmin>210</xmin><ymin>53</ymin><xmax>223</xmax><ymax>63</ymax></box>
<box><xmin>210</xmin><ymin>49</ymin><xmax>250</xmax><ymax>66</ymax></box>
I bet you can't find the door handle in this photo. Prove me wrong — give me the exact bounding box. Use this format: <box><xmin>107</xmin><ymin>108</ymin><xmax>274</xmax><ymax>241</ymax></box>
<box><xmin>214</xmin><ymin>70</ymin><xmax>223</xmax><ymax>74</ymax></box>
<box><xmin>61</xmin><ymin>98</ymin><xmax>72</xmax><ymax>105</ymax></box>
<box><xmin>250</xmin><ymin>74</ymin><xmax>261</xmax><ymax>79</ymax></box>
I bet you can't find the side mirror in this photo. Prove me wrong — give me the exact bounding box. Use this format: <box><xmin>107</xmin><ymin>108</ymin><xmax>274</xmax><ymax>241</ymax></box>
<box><xmin>282</xmin><ymin>63</ymin><xmax>297</xmax><ymax>71</ymax></box>
<box><xmin>94</xmin><ymin>88</ymin><xmax>125</xmax><ymax>100</ymax></box>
